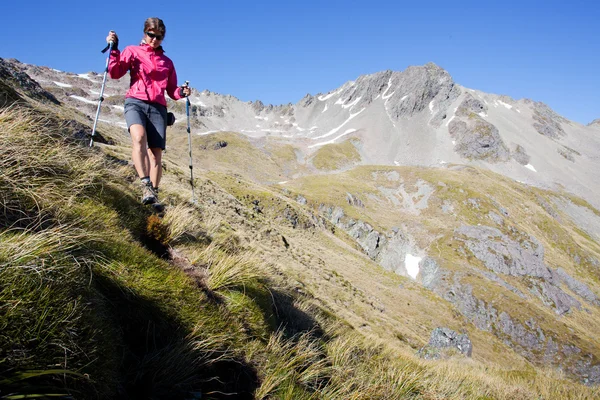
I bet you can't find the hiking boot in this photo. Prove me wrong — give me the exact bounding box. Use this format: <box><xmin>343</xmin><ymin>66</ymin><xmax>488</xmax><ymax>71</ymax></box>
<box><xmin>141</xmin><ymin>183</ymin><xmax>157</xmax><ymax>205</ymax></box>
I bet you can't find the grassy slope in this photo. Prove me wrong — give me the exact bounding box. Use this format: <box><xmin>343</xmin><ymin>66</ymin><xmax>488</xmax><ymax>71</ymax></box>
<box><xmin>276</xmin><ymin>165</ymin><xmax>600</xmax><ymax>370</ymax></box>
<box><xmin>1</xmin><ymin>80</ymin><xmax>599</xmax><ymax>399</ymax></box>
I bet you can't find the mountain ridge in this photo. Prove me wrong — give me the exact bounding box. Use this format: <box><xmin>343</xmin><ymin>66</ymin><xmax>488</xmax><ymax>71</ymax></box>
<box><xmin>9</xmin><ymin>57</ymin><xmax>599</xmax><ymax>212</ymax></box>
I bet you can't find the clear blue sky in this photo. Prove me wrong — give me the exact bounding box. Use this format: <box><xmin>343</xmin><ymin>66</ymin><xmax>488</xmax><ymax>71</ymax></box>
<box><xmin>3</xmin><ymin>0</ymin><xmax>599</xmax><ymax>124</ymax></box>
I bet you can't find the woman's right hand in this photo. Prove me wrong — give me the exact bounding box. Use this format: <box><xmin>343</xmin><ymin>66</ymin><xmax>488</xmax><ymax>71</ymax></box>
<box><xmin>106</xmin><ymin>31</ymin><xmax>119</xmax><ymax>47</ymax></box>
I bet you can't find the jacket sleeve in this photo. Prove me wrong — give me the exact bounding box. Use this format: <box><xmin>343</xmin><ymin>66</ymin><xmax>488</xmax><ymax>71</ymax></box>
<box><xmin>108</xmin><ymin>47</ymin><xmax>132</xmax><ymax>79</ymax></box>
<box><xmin>166</xmin><ymin>62</ymin><xmax>183</xmax><ymax>101</ymax></box>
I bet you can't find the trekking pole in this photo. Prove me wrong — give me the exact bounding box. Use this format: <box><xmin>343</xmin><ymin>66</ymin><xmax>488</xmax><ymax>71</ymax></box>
<box><xmin>89</xmin><ymin>38</ymin><xmax>114</xmax><ymax>147</ymax></box>
<box><xmin>184</xmin><ymin>81</ymin><xmax>196</xmax><ymax>203</ymax></box>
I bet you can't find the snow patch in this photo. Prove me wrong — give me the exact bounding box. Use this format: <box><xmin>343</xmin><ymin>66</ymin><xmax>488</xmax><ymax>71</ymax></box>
<box><xmin>446</xmin><ymin>115</ymin><xmax>455</xmax><ymax>127</ymax></box>
<box><xmin>478</xmin><ymin>112</ymin><xmax>487</xmax><ymax>118</ymax></box>
<box><xmin>278</xmin><ymin>181</ymin><xmax>288</xmax><ymax>185</ymax></box>
<box><xmin>498</xmin><ymin>100</ymin><xmax>513</xmax><ymax>109</ymax></box>
<box><xmin>405</xmin><ymin>254</ymin><xmax>421</xmax><ymax>280</ymax></box>
<box><xmin>70</xmin><ymin>95</ymin><xmax>96</xmax><ymax>105</ymax></box>
<box><xmin>54</xmin><ymin>81</ymin><xmax>72</xmax><ymax>88</ymax></box>
<box><xmin>322</xmin><ymin>103</ymin><xmax>328</xmax><ymax>113</ymax></box>
<box><xmin>198</xmin><ymin>130</ymin><xmax>223</xmax><ymax>136</ymax></box>
<box><xmin>525</xmin><ymin>164</ymin><xmax>537</xmax><ymax>172</ymax></box>
<box><xmin>341</xmin><ymin>96</ymin><xmax>361</xmax><ymax>109</ymax></box>
<box><xmin>77</xmin><ymin>73</ymin><xmax>95</xmax><ymax>81</ymax></box>
<box><xmin>382</xmin><ymin>78</ymin><xmax>395</xmax><ymax>100</ymax></box>
<box><xmin>318</xmin><ymin>88</ymin><xmax>343</xmax><ymax>101</ymax></box>
<box><xmin>292</xmin><ymin>123</ymin><xmax>306</xmax><ymax>132</ymax></box>
<box><xmin>429</xmin><ymin>100</ymin><xmax>435</xmax><ymax>113</ymax></box>
<box><xmin>308</xmin><ymin>129</ymin><xmax>357</xmax><ymax>149</ymax></box>
<box><xmin>255</xmin><ymin>116</ymin><xmax>268</xmax><ymax>121</ymax></box>
<box><xmin>312</xmin><ymin>108</ymin><xmax>366</xmax><ymax>140</ymax></box>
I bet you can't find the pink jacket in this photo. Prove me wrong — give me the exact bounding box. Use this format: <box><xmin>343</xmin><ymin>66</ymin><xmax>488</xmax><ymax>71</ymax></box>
<box><xmin>108</xmin><ymin>43</ymin><xmax>183</xmax><ymax>107</ymax></box>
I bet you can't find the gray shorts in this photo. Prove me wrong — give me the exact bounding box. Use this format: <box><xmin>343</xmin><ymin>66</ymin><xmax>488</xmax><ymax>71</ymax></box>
<box><xmin>124</xmin><ymin>97</ymin><xmax>167</xmax><ymax>149</ymax></box>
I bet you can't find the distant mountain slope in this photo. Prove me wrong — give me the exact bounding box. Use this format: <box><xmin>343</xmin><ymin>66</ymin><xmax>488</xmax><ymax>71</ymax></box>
<box><xmin>11</xmin><ymin>58</ymin><xmax>600</xmax><ymax>212</ymax></box>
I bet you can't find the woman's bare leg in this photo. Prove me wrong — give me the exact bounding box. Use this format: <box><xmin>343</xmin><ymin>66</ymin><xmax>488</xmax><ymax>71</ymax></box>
<box><xmin>129</xmin><ymin>124</ymin><xmax>150</xmax><ymax>178</ymax></box>
<box><xmin>147</xmin><ymin>147</ymin><xmax>163</xmax><ymax>188</ymax></box>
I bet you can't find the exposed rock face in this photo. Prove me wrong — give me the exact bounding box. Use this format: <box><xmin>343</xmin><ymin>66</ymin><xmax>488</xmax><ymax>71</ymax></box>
<box><xmin>386</xmin><ymin>63</ymin><xmax>460</xmax><ymax>121</ymax></box>
<box><xmin>449</xmin><ymin>95</ymin><xmax>509</xmax><ymax>162</ymax></box>
<box><xmin>455</xmin><ymin>225</ymin><xmax>550</xmax><ymax>279</ymax></box>
<box><xmin>318</xmin><ymin>205</ymin><xmax>417</xmax><ymax>277</ymax></box>
<box><xmin>449</xmin><ymin>118</ymin><xmax>510</xmax><ymax>162</ymax></box>
<box><xmin>511</xmin><ymin>144</ymin><xmax>530</xmax><ymax>165</ymax></box>
<box><xmin>533</xmin><ymin>102</ymin><xmax>566</xmax><ymax>138</ymax></box>
<box><xmin>418</xmin><ymin>327</ymin><xmax>473</xmax><ymax>359</ymax></box>
<box><xmin>588</xmin><ymin>118</ymin><xmax>600</xmax><ymax>127</ymax></box>
<box><xmin>456</xmin><ymin>93</ymin><xmax>487</xmax><ymax>117</ymax></box>
<box><xmin>252</xmin><ymin>100</ymin><xmax>265</xmax><ymax>113</ymax></box>
<box><xmin>346</xmin><ymin>192</ymin><xmax>364</xmax><ymax>208</ymax></box>
<box><xmin>558</xmin><ymin>146</ymin><xmax>579</xmax><ymax>162</ymax></box>
<box><xmin>0</xmin><ymin>58</ymin><xmax>59</xmax><ymax>105</ymax></box>
<box><xmin>412</xmin><ymin>225</ymin><xmax>600</xmax><ymax>384</ymax></box>
<box><xmin>422</xmin><ymin>258</ymin><xmax>600</xmax><ymax>384</ymax></box>
<box><xmin>555</xmin><ymin>268</ymin><xmax>600</xmax><ymax>306</ymax></box>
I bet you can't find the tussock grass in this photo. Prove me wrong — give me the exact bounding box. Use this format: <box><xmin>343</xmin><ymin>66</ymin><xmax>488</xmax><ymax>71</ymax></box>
<box><xmin>0</xmin><ymin>225</ymin><xmax>103</xmax><ymax>397</ymax></box>
<box><xmin>161</xmin><ymin>203</ymin><xmax>206</xmax><ymax>245</ymax></box>
<box><xmin>0</xmin><ymin>106</ymin><xmax>112</xmax><ymax>227</ymax></box>
<box><xmin>254</xmin><ymin>331</ymin><xmax>330</xmax><ymax>399</ymax></box>
<box><xmin>192</xmin><ymin>243</ymin><xmax>263</xmax><ymax>292</ymax></box>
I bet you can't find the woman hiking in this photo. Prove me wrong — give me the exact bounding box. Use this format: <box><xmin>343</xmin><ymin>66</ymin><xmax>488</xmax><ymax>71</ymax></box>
<box><xmin>106</xmin><ymin>17</ymin><xmax>191</xmax><ymax>206</ymax></box>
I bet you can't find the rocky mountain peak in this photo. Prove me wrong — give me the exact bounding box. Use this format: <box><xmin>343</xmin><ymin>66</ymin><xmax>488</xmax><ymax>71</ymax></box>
<box><xmin>588</xmin><ymin>118</ymin><xmax>600</xmax><ymax>126</ymax></box>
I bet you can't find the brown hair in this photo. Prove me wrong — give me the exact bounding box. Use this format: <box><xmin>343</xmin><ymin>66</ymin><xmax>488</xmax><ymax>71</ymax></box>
<box><xmin>144</xmin><ymin>17</ymin><xmax>166</xmax><ymax>37</ymax></box>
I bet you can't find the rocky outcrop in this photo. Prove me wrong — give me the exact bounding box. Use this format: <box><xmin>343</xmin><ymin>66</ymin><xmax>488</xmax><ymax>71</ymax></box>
<box><xmin>456</xmin><ymin>93</ymin><xmax>487</xmax><ymax>117</ymax></box>
<box><xmin>587</xmin><ymin>119</ymin><xmax>600</xmax><ymax>127</ymax></box>
<box><xmin>450</xmin><ymin>119</ymin><xmax>509</xmax><ymax>161</ymax></box>
<box><xmin>318</xmin><ymin>205</ymin><xmax>415</xmax><ymax>276</ymax></box>
<box><xmin>558</xmin><ymin>146</ymin><xmax>580</xmax><ymax>162</ymax></box>
<box><xmin>421</xmin><ymin>256</ymin><xmax>600</xmax><ymax>384</ymax></box>
<box><xmin>555</xmin><ymin>268</ymin><xmax>600</xmax><ymax>306</ymax></box>
<box><xmin>346</xmin><ymin>192</ymin><xmax>364</xmax><ymax>208</ymax></box>
<box><xmin>0</xmin><ymin>58</ymin><xmax>59</xmax><ymax>105</ymax></box>
<box><xmin>251</xmin><ymin>100</ymin><xmax>265</xmax><ymax>113</ymax></box>
<box><xmin>511</xmin><ymin>144</ymin><xmax>530</xmax><ymax>165</ymax></box>
<box><xmin>455</xmin><ymin>225</ymin><xmax>550</xmax><ymax>279</ymax></box>
<box><xmin>387</xmin><ymin>63</ymin><xmax>459</xmax><ymax>121</ymax></box>
<box><xmin>533</xmin><ymin>102</ymin><xmax>566</xmax><ymax>138</ymax></box>
<box><xmin>418</xmin><ymin>327</ymin><xmax>472</xmax><ymax>360</ymax></box>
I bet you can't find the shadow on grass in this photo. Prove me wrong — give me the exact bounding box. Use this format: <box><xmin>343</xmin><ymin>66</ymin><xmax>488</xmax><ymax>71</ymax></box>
<box><xmin>270</xmin><ymin>289</ymin><xmax>327</xmax><ymax>340</ymax></box>
<box><xmin>93</xmin><ymin>273</ymin><xmax>259</xmax><ymax>400</ymax></box>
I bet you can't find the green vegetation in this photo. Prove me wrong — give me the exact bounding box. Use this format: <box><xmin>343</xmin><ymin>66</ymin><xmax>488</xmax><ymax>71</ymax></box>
<box><xmin>311</xmin><ymin>139</ymin><xmax>361</xmax><ymax>170</ymax></box>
